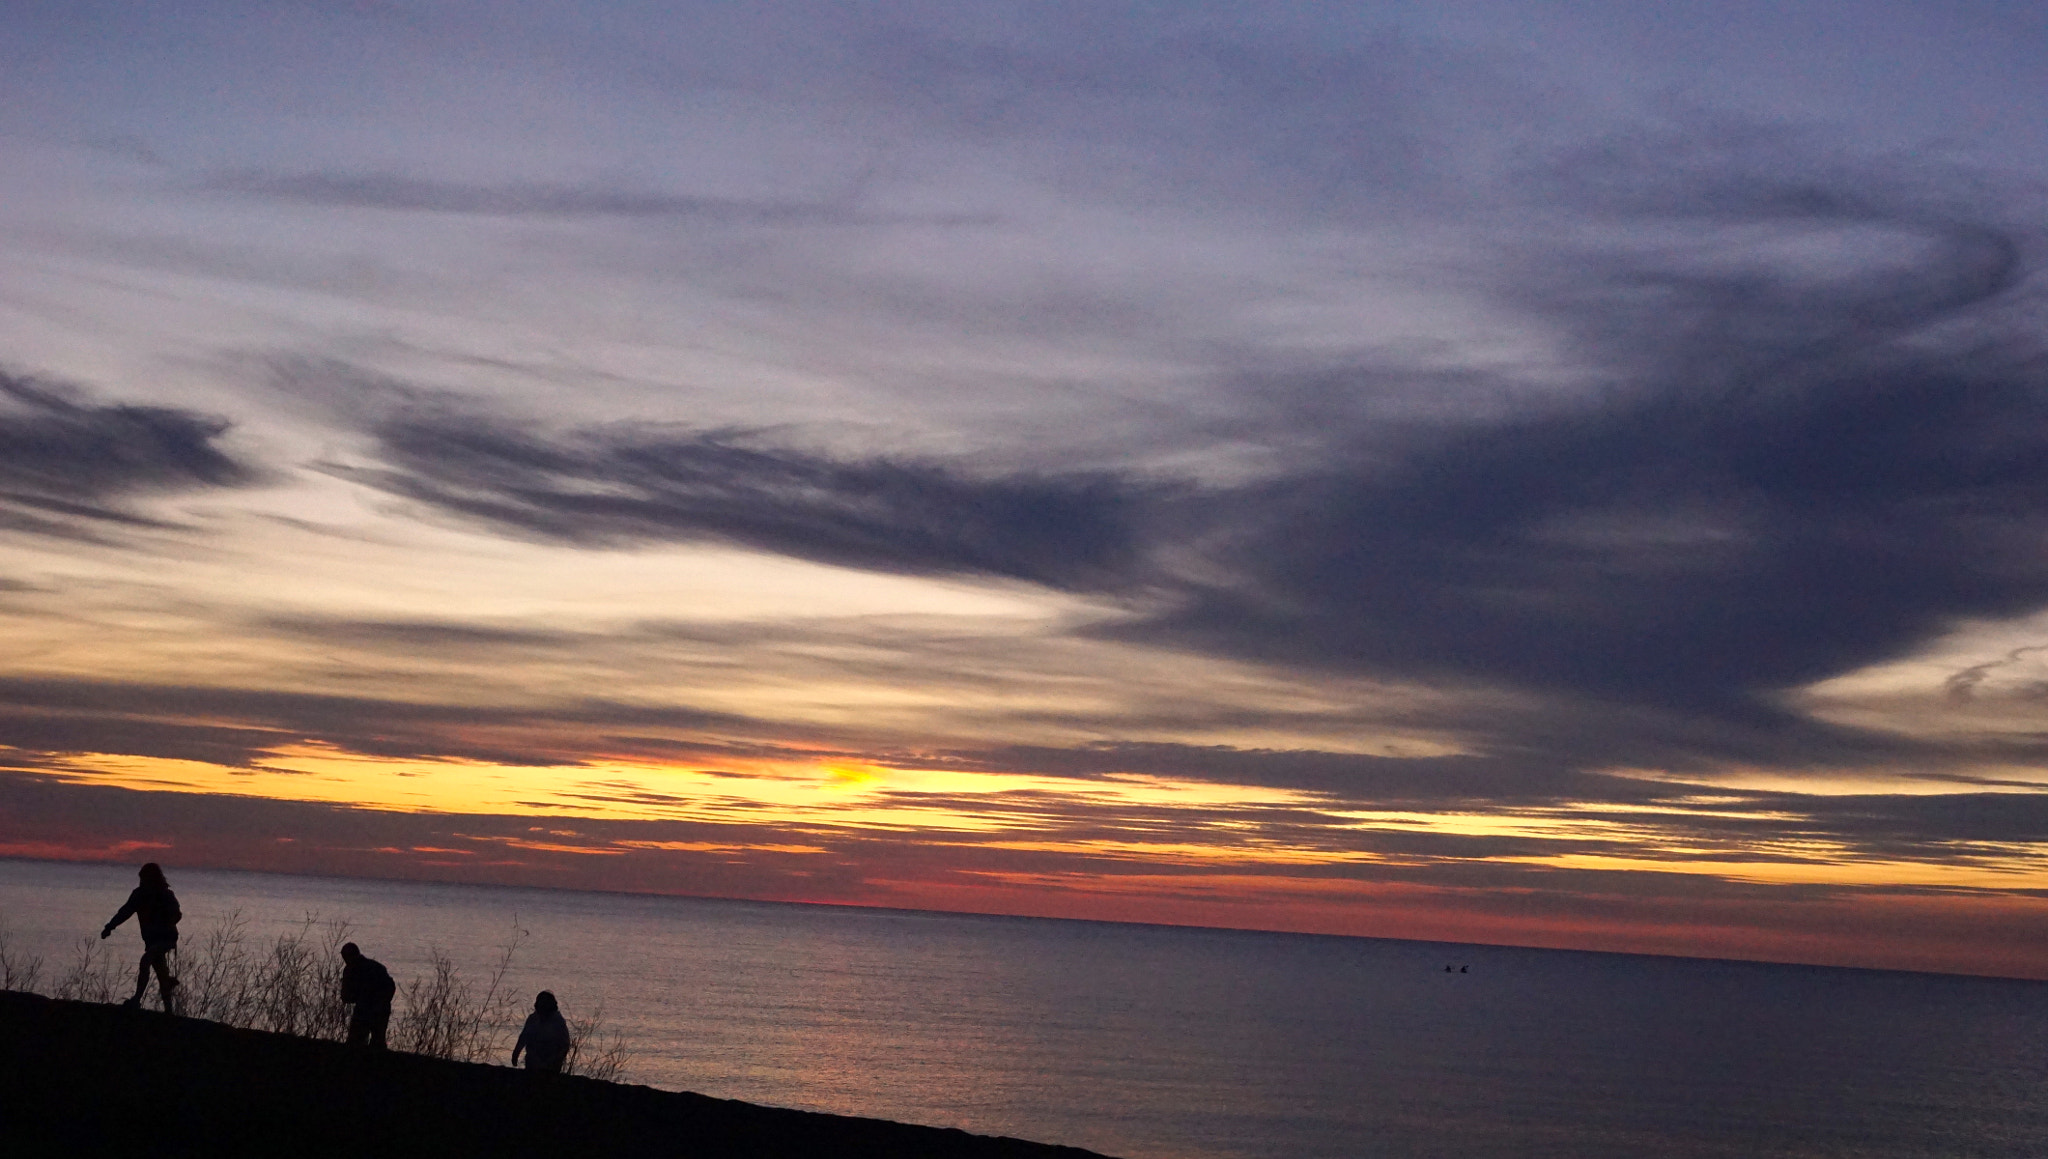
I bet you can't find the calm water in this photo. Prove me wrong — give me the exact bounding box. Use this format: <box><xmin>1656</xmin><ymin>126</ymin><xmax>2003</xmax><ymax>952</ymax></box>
<box><xmin>4</xmin><ymin>858</ymin><xmax>2047</xmax><ymax>1159</ymax></box>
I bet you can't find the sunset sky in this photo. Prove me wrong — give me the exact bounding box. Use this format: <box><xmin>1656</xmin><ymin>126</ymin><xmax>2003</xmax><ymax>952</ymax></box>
<box><xmin>6</xmin><ymin>1</ymin><xmax>2048</xmax><ymax>978</ymax></box>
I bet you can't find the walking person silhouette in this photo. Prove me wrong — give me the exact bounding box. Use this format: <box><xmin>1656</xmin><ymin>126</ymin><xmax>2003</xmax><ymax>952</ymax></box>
<box><xmin>100</xmin><ymin>862</ymin><xmax>181</xmax><ymax>1011</ymax></box>
<box><xmin>511</xmin><ymin>991</ymin><xmax>572</xmax><ymax>1074</ymax></box>
<box><xmin>339</xmin><ymin>943</ymin><xmax>397</xmax><ymax>1048</ymax></box>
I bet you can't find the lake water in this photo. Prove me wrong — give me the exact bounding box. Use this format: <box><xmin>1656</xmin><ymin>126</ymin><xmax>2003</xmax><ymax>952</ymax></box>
<box><xmin>4</xmin><ymin>857</ymin><xmax>2047</xmax><ymax>1159</ymax></box>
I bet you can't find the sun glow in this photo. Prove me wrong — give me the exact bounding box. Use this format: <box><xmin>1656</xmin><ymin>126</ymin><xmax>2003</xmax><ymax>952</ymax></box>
<box><xmin>26</xmin><ymin>739</ymin><xmax>2048</xmax><ymax>900</ymax></box>
<box><xmin>20</xmin><ymin>743</ymin><xmax>1319</xmax><ymax>832</ymax></box>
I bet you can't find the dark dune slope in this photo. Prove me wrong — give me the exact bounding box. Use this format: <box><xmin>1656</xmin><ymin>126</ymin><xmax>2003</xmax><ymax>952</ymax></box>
<box><xmin>0</xmin><ymin>991</ymin><xmax>1114</xmax><ymax>1159</ymax></box>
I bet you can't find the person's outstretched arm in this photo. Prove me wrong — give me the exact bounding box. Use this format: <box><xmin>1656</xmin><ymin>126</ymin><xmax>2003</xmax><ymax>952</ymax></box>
<box><xmin>100</xmin><ymin>890</ymin><xmax>140</xmax><ymax>939</ymax></box>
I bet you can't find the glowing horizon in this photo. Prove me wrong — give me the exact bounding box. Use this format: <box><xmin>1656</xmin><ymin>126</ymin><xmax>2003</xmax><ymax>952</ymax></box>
<box><xmin>7</xmin><ymin>1</ymin><xmax>2048</xmax><ymax>981</ymax></box>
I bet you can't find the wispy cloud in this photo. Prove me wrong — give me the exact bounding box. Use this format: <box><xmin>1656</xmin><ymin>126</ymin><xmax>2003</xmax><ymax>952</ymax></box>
<box><xmin>323</xmin><ymin>161</ymin><xmax>2048</xmax><ymax>724</ymax></box>
<box><xmin>0</xmin><ymin>371</ymin><xmax>257</xmax><ymax>540</ymax></box>
<box><xmin>204</xmin><ymin>171</ymin><xmax>995</xmax><ymax>226</ymax></box>
<box><xmin>334</xmin><ymin>410</ymin><xmax>1161</xmax><ymax>590</ymax></box>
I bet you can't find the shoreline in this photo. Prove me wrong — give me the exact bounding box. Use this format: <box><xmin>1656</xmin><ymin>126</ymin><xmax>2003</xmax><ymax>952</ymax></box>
<box><xmin>1</xmin><ymin>990</ymin><xmax>1115</xmax><ymax>1158</ymax></box>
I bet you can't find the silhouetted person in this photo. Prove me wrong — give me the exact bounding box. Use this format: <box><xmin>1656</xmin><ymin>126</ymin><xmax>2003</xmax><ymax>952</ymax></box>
<box><xmin>100</xmin><ymin>862</ymin><xmax>181</xmax><ymax>1011</ymax></box>
<box><xmin>511</xmin><ymin>990</ymin><xmax>572</xmax><ymax>1074</ymax></box>
<box><xmin>339</xmin><ymin>942</ymin><xmax>396</xmax><ymax>1049</ymax></box>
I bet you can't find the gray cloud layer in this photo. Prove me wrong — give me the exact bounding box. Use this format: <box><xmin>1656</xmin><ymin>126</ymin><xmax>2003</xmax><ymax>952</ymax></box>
<box><xmin>205</xmin><ymin>171</ymin><xmax>995</xmax><ymax>227</ymax></box>
<box><xmin>329</xmin><ymin>168</ymin><xmax>2048</xmax><ymax>722</ymax></box>
<box><xmin>1148</xmin><ymin>215</ymin><xmax>2048</xmax><ymax>712</ymax></box>
<box><xmin>338</xmin><ymin>414</ymin><xmax>1157</xmax><ymax>591</ymax></box>
<box><xmin>0</xmin><ymin>372</ymin><xmax>254</xmax><ymax>539</ymax></box>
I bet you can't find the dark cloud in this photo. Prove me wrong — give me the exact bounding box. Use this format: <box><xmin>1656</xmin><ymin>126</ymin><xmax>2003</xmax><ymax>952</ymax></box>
<box><xmin>337</xmin><ymin>412</ymin><xmax>1158</xmax><ymax>590</ymax></box>
<box><xmin>0</xmin><ymin>371</ymin><xmax>256</xmax><ymax>539</ymax></box>
<box><xmin>299</xmin><ymin>138</ymin><xmax>2048</xmax><ymax>728</ymax></box>
<box><xmin>259</xmin><ymin>615</ymin><xmax>583</xmax><ymax>652</ymax></box>
<box><xmin>0</xmin><ymin>708</ymin><xmax>283</xmax><ymax>768</ymax></box>
<box><xmin>924</xmin><ymin>741</ymin><xmax>1598</xmax><ymax>804</ymax></box>
<box><xmin>1126</xmin><ymin>193</ymin><xmax>2048</xmax><ymax>713</ymax></box>
<box><xmin>896</xmin><ymin>739</ymin><xmax>2048</xmax><ymax>870</ymax></box>
<box><xmin>1746</xmin><ymin>790</ymin><xmax>2048</xmax><ymax>857</ymax></box>
<box><xmin>205</xmin><ymin>171</ymin><xmax>992</xmax><ymax>227</ymax></box>
<box><xmin>0</xmin><ymin>774</ymin><xmax>869</xmax><ymax>903</ymax></box>
<box><xmin>0</xmin><ymin>676</ymin><xmax>782</xmax><ymax>770</ymax></box>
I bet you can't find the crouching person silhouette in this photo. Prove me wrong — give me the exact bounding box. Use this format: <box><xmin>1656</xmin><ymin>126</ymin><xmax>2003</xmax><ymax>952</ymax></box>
<box><xmin>511</xmin><ymin>991</ymin><xmax>572</xmax><ymax>1074</ymax></box>
<box><xmin>100</xmin><ymin>862</ymin><xmax>181</xmax><ymax>1012</ymax></box>
<box><xmin>339</xmin><ymin>942</ymin><xmax>397</xmax><ymax>1048</ymax></box>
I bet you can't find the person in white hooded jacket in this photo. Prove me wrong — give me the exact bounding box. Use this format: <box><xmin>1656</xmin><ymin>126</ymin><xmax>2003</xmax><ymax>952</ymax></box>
<box><xmin>512</xmin><ymin>990</ymin><xmax>573</xmax><ymax>1073</ymax></box>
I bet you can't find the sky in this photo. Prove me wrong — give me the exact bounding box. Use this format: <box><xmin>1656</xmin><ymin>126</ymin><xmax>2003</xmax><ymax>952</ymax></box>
<box><xmin>4</xmin><ymin>1</ymin><xmax>2048</xmax><ymax>978</ymax></box>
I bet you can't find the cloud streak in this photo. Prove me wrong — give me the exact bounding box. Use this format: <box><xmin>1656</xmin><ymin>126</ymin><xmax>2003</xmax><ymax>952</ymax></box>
<box><xmin>0</xmin><ymin>372</ymin><xmax>256</xmax><ymax>540</ymax></box>
<box><xmin>337</xmin><ymin>412</ymin><xmax>1160</xmax><ymax>590</ymax></box>
<box><xmin>204</xmin><ymin>171</ymin><xmax>995</xmax><ymax>227</ymax></box>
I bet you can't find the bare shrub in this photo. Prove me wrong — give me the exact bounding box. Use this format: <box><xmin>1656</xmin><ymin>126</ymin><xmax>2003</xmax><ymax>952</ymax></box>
<box><xmin>565</xmin><ymin>1003</ymin><xmax>631</xmax><ymax>1083</ymax></box>
<box><xmin>394</xmin><ymin>929</ymin><xmax>523</xmax><ymax>1063</ymax></box>
<box><xmin>251</xmin><ymin>915</ymin><xmax>350</xmax><ymax>1038</ymax></box>
<box><xmin>175</xmin><ymin>910</ymin><xmax>254</xmax><ymax>1022</ymax></box>
<box><xmin>170</xmin><ymin>911</ymin><xmax>352</xmax><ymax>1038</ymax></box>
<box><xmin>53</xmin><ymin>937</ymin><xmax>121</xmax><ymax>1003</ymax></box>
<box><xmin>0</xmin><ymin>919</ymin><xmax>44</xmax><ymax>992</ymax></box>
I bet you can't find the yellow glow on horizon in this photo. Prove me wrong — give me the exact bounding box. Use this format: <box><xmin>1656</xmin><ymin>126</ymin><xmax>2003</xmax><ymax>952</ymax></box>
<box><xmin>20</xmin><ymin>741</ymin><xmax>2048</xmax><ymax>897</ymax></box>
<box><xmin>21</xmin><ymin>744</ymin><xmax>1320</xmax><ymax>832</ymax></box>
<box><xmin>1516</xmin><ymin>852</ymin><xmax>2048</xmax><ymax>891</ymax></box>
